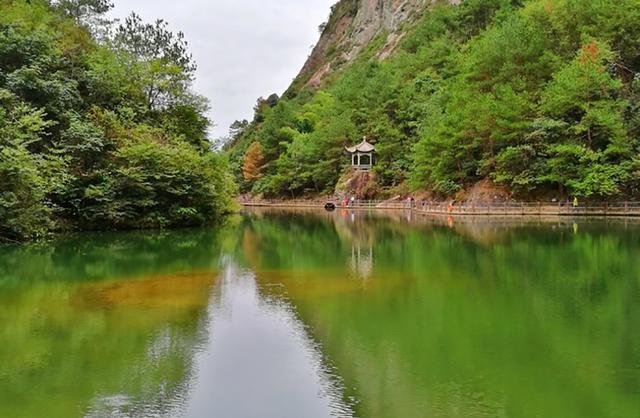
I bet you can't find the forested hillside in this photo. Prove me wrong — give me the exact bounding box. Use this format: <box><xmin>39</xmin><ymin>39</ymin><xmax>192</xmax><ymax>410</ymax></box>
<box><xmin>229</xmin><ymin>0</ymin><xmax>640</xmax><ymax>201</ymax></box>
<box><xmin>0</xmin><ymin>0</ymin><xmax>235</xmax><ymax>242</ymax></box>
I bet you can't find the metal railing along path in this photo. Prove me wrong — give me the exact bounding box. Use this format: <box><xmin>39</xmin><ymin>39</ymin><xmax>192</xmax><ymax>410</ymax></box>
<box><xmin>241</xmin><ymin>200</ymin><xmax>640</xmax><ymax>216</ymax></box>
<box><xmin>414</xmin><ymin>201</ymin><xmax>640</xmax><ymax>216</ymax></box>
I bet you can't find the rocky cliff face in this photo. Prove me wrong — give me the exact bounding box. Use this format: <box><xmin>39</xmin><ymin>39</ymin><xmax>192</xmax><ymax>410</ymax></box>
<box><xmin>289</xmin><ymin>0</ymin><xmax>459</xmax><ymax>93</ymax></box>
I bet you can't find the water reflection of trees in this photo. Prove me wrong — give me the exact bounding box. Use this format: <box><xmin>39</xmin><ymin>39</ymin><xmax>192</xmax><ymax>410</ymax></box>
<box><xmin>0</xmin><ymin>228</ymin><xmax>227</xmax><ymax>284</ymax></box>
<box><xmin>236</xmin><ymin>208</ymin><xmax>640</xmax><ymax>418</ymax></box>
<box><xmin>2</xmin><ymin>210</ymin><xmax>637</xmax><ymax>417</ymax></box>
<box><xmin>0</xmin><ymin>273</ymin><xmax>218</xmax><ymax>417</ymax></box>
<box><xmin>0</xmin><ymin>229</ymin><xmax>228</xmax><ymax>418</ymax></box>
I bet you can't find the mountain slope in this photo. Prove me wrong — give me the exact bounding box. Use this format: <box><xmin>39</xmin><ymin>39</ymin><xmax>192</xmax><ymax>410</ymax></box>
<box><xmin>290</xmin><ymin>0</ymin><xmax>459</xmax><ymax>93</ymax></box>
<box><xmin>230</xmin><ymin>0</ymin><xmax>640</xmax><ymax>201</ymax></box>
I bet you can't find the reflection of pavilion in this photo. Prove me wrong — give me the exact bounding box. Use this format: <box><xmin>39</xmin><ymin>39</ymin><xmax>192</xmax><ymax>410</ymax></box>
<box><xmin>349</xmin><ymin>243</ymin><xmax>374</xmax><ymax>279</ymax></box>
<box><xmin>332</xmin><ymin>210</ymin><xmax>377</xmax><ymax>279</ymax></box>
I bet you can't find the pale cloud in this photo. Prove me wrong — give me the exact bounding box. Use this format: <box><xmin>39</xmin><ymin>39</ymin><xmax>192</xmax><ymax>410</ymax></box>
<box><xmin>109</xmin><ymin>0</ymin><xmax>335</xmax><ymax>138</ymax></box>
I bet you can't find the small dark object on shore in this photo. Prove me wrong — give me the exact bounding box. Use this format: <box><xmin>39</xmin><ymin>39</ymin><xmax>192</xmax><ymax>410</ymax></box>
<box><xmin>325</xmin><ymin>202</ymin><xmax>337</xmax><ymax>212</ymax></box>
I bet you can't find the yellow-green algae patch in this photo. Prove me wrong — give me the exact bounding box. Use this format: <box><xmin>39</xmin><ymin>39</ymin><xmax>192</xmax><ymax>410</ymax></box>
<box><xmin>0</xmin><ymin>271</ymin><xmax>218</xmax><ymax>418</ymax></box>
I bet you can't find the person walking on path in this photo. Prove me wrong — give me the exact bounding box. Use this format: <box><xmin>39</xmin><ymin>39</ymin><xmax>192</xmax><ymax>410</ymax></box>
<box><xmin>572</xmin><ymin>197</ymin><xmax>579</xmax><ymax>212</ymax></box>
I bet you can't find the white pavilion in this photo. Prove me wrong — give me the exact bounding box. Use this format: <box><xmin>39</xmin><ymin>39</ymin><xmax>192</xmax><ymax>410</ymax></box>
<box><xmin>345</xmin><ymin>138</ymin><xmax>375</xmax><ymax>171</ymax></box>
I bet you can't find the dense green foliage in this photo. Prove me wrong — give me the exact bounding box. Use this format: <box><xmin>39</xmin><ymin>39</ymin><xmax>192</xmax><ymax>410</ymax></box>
<box><xmin>0</xmin><ymin>0</ymin><xmax>235</xmax><ymax>241</ymax></box>
<box><xmin>231</xmin><ymin>0</ymin><xmax>640</xmax><ymax>199</ymax></box>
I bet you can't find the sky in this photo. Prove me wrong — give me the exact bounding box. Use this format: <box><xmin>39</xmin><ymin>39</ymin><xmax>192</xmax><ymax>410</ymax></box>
<box><xmin>109</xmin><ymin>0</ymin><xmax>335</xmax><ymax>139</ymax></box>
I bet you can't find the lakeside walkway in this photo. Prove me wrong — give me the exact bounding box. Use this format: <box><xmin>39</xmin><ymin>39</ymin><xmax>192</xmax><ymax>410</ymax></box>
<box><xmin>241</xmin><ymin>200</ymin><xmax>640</xmax><ymax>217</ymax></box>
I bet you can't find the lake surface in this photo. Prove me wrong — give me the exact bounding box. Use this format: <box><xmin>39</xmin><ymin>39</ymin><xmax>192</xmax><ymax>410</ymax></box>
<box><xmin>0</xmin><ymin>209</ymin><xmax>639</xmax><ymax>418</ymax></box>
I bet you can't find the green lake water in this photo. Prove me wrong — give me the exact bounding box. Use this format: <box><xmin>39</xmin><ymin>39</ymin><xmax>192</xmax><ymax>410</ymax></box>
<box><xmin>0</xmin><ymin>208</ymin><xmax>639</xmax><ymax>418</ymax></box>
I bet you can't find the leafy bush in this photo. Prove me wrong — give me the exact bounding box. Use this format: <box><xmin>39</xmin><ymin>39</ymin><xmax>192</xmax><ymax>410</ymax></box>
<box><xmin>0</xmin><ymin>0</ymin><xmax>235</xmax><ymax>241</ymax></box>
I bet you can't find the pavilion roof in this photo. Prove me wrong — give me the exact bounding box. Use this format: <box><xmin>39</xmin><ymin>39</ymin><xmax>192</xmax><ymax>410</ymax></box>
<box><xmin>345</xmin><ymin>138</ymin><xmax>375</xmax><ymax>154</ymax></box>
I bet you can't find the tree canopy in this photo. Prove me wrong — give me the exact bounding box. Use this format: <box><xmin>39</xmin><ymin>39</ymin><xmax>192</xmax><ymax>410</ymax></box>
<box><xmin>230</xmin><ymin>0</ymin><xmax>640</xmax><ymax>200</ymax></box>
<box><xmin>0</xmin><ymin>0</ymin><xmax>235</xmax><ymax>242</ymax></box>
